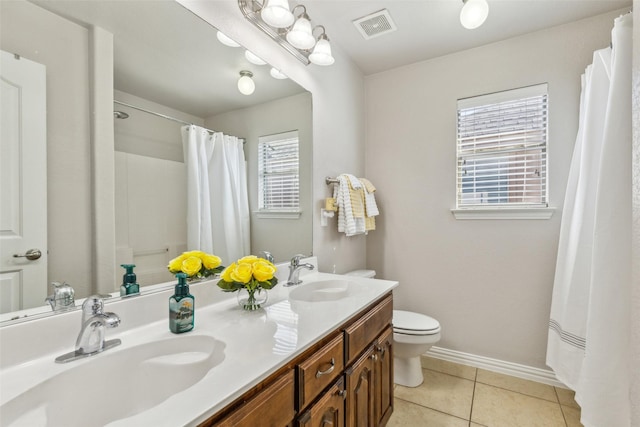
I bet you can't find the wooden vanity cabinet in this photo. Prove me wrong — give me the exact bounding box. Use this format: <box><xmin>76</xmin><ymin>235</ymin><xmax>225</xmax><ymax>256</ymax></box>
<box><xmin>298</xmin><ymin>377</ymin><xmax>346</xmax><ymax>427</ymax></box>
<box><xmin>200</xmin><ymin>292</ymin><xmax>393</xmax><ymax>427</ymax></box>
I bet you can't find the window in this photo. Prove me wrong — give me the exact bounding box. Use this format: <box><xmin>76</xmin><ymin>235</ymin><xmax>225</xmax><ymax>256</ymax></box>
<box><xmin>456</xmin><ymin>84</ymin><xmax>549</xmax><ymax>213</ymax></box>
<box><xmin>258</xmin><ymin>131</ymin><xmax>300</xmax><ymax>216</ymax></box>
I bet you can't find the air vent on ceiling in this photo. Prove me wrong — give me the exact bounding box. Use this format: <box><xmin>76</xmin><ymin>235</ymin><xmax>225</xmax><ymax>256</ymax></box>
<box><xmin>353</xmin><ymin>9</ymin><xmax>397</xmax><ymax>40</ymax></box>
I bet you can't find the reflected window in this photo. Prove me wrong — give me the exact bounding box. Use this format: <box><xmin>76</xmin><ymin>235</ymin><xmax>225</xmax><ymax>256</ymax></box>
<box><xmin>258</xmin><ymin>130</ymin><xmax>300</xmax><ymax>212</ymax></box>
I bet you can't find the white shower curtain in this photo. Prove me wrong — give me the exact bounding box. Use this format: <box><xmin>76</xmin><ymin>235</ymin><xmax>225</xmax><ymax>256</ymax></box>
<box><xmin>547</xmin><ymin>13</ymin><xmax>632</xmax><ymax>427</ymax></box>
<box><xmin>182</xmin><ymin>126</ymin><xmax>250</xmax><ymax>263</ymax></box>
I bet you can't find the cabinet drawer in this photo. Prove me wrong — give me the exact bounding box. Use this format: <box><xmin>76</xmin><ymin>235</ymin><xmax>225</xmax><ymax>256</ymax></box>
<box><xmin>298</xmin><ymin>333</ymin><xmax>344</xmax><ymax>410</ymax></box>
<box><xmin>215</xmin><ymin>370</ymin><xmax>295</xmax><ymax>427</ymax></box>
<box><xmin>344</xmin><ymin>295</ymin><xmax>393</xmax><ymax>364</ymax></box>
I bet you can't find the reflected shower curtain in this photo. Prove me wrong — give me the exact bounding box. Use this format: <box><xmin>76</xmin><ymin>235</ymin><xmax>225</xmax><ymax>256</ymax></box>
<box><xmin>182</xmin><ymin>126</ymin><xmax>249</xmax><ymax>263</ymax></box>
<box><xmin>546</xmin><ymin>13</ymin><xmax>632</xmax><ymax>427</ymax></box>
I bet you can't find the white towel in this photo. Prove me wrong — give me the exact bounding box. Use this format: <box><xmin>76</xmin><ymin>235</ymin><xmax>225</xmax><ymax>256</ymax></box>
<box><xmin>359</xmin><ymin>178</ymin><xmax>379</xmax><ymax>217</ymax></box>
<box><xmin>333</xmin><ymin>174</ymin><xmax>365</xmax><ymax>236</ymax></box>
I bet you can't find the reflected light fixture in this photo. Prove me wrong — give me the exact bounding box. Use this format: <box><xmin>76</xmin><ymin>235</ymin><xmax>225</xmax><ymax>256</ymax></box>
<box><xmin>286</xmin><ymin>6</ymin><xmax>315</xmax><ymax>50</ymax></box>
<box><xmin>270</xmin><ymin>67</ymin><xmax>288</xmax><ymax>79</ymax></box>
<box><xmin>237</xmin><ymin>70</ymin><xmax>255</xmax><ymax>95</ymax></box>
<box><xmin>309</xmin><ymin>26</ymin><xmax>335</xmax><ymax>66</ymax></box>
<box><xmin>460</xmin><ymin>0</ymin><xmax>489</xmax><ymax>29</ymax></box>
<box><xmin>260</xmin><ymin>0</ymin><xmax>294</xmax><ymax>28</ymax></box>
<box><xmin>216</xmin><ymin>31</ymin><xmax>241</xmax><ymax>47</ymax></box>
<box><xmin>238</xmin><ymin>0</ymin><xmax>334</xmax><ymax>67</ymax></box>
<box><xmin>245</xmin><ymin>50</ymin><xmax>267</xmax><ymax>65</ymax></box>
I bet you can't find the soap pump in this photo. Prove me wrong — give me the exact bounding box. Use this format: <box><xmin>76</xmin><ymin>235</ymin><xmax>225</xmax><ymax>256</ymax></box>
<box><xmin>169</xmin><ymin>273</ymin><xmax>194</xmax><ymax>334</ymax></box>
<box><xmin>120</xmin><ymin>264</ymin><xmax>140</xmax><ymax>297</ymax></box>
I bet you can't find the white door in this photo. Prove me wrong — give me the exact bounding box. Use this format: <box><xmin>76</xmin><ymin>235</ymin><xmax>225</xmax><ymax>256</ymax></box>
<box><xmin>0</xmin><ymin>50</ymin><xmax>48</xmax><ymax>313</ymax></box>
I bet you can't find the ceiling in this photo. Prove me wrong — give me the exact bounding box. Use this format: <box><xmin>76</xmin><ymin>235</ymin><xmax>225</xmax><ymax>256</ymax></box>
<box><xmin>28</xmin><ymin>0</ymin><xmax>632</xmax><ymax>116</ymax></box>
<box><xmin>305</xmin><ymin>0</ymin><xmax>632</xmax><ymax>75</ymax></box>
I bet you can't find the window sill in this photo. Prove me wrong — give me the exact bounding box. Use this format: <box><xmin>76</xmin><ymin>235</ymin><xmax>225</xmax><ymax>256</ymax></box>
<box><xmin>451</xmin><ymin>207</ymin><xmax>556</xmax><ymax>220</ymax></box>
<box><xmin>255</xmin><ymin>211</ymin><xmax>302</xmax><ymax>219</ymax></box>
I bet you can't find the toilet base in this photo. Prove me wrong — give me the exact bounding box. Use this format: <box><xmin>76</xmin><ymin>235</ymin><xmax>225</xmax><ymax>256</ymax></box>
<box><xmin>393</xmin><ymin>355</ymin><xmax>424</xmax><ymax>388</ymax></box>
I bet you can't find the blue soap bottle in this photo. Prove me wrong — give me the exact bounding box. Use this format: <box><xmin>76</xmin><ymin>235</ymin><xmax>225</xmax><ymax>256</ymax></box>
<box><xmin>169</xmin><ymin>273</ymin><xmax>194</xmax><ymax>334</ymax></box>
<box><xmin>120</xmin><ymin>264</ymin><xmax>140</xmax><ymax>296</ymax></box>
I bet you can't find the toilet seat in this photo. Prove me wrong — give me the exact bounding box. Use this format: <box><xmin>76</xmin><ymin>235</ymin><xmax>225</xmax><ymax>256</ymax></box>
<box><xmin>393</xmin><ymin>310</ymin><xmax>441</xmax><ymax>336</ymax></box>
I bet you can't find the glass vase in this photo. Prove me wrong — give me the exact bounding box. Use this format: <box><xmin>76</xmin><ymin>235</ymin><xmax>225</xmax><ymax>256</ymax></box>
<box><xmin>237</xmin><ymin>287</ymin><xmax>268</xmax><ymax>311</ymax></box>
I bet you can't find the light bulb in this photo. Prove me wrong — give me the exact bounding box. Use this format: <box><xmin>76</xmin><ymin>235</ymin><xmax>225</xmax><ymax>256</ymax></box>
<box><xmin>309</xmin><ymin>37</ymin><xmax>335</xmax><ymax>66</ymax></box>
<box><xmin>460</xmin><ymin>0</ymin><xmax>489</xmax><ymax>30</ymax></box>
<box><xmin>286</xmin><ymin>15</ymin><xmax>315</xmax><ymax>50</ymax></box>
<box><xmin>245</xmin><ymin>50</ymin><xmax>267</xmax><ymax>65</ymax></box>
<box><xmin>261</xmin><ymin>0</ymin><xmax>294</xmax><ymax>28</ymax></box>
<box><xmin>270</xmin><ymin>68</ymin><xmax>288</xmax><ymax>79</ymax></box>
<box><xmin>216</xmin><ymin>31</ymin><xmax>240</xmax><ymax>47</ymax></box>
<box><xmin>237</xmin><ymin>71</ymin><xmax>255</xmax><ymax>95</ymax></box>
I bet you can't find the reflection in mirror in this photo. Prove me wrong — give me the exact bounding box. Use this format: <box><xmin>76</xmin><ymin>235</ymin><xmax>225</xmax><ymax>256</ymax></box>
<box><xmin>0</xmin><ymin>0</ymin><xmax>312</xmax><ymax>321</ymax></box>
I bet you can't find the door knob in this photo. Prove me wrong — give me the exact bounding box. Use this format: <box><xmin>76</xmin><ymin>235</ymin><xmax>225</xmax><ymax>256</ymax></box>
<box><xmin>13</xmin><ymin>249</ymin><xmax>42</xmax><ymax>260</ymax></box>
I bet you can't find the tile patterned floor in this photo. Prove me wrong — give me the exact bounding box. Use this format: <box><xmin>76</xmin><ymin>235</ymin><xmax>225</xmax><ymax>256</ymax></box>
<box><xmin>388</xmin><ymin>356</ymin><xmax>583</xmax><ymax>427</ymax></box>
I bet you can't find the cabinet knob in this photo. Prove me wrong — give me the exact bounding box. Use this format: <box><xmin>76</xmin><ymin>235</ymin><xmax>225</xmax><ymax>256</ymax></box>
<box><xmin>376</xmin><ymin>345</ymin><xmax>386</xmax><ymax>357</ymax></box>
<box><xmin>336</xmin><ymin>389</ymin><xmax>347</xmax><ymax>399</ymax></box>
<box><xmin>370</xmin><ymin>353</ymin><xmax>378</xmax><ymax>361</ymax></box>
<box><xmin>315</xmin><ymin>357</ymin><xmax>336</xmax><ymax>378</ymax></box>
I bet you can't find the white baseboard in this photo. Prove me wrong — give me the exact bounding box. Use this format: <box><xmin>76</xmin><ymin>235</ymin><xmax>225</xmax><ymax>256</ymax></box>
<box><xmin>425</xmin><ymin>346</ymin><xmax>568</xmax><ymax>388</ymax></box>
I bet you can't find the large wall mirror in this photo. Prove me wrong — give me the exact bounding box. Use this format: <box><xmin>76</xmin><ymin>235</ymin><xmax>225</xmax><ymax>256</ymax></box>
<box><xmin>0</xmin><ymin>0</ymin><xmax>312</xmax><ymax>321</ymax></box>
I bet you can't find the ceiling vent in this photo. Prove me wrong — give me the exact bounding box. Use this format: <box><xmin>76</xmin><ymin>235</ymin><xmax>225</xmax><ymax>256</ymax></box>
<box><xmin>353</xmin><ymin>9</ymin><xmax>397</xmax><ymax>40</ymax></box>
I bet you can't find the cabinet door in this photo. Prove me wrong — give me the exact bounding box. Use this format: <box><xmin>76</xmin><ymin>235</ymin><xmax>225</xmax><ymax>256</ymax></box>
<box><xmin>345</xmin><ymin>346</ymin><xmax>376</xmax><ymax>427</ymax></box>
<box><xmin>214</xmin><ymin>370</ymin><xmax>295</xmax><ymax>427</ymax></box>
<box><xmin>374</xmin><ymin>327</ymin><xmax>394</xmax><ymax>426</ymax></box>
<box><xmin>298</xmin><ymin>377</ymin><xmax>346</xmax><ymax>427</ymax></box>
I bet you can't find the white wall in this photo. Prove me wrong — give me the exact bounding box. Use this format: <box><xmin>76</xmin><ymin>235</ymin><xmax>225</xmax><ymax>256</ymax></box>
<box><xmin>631</xmin><ymin>2</ymin><xmax>640</xmax><ymax>424</ymax></box>
<box><xmin>206</xmin><ymin>92</ymin><xmax>313</xmax><ymax>263</ymax></box>
<box><xmin>178</xmin><ymin>0</ymin><xmax>366</xmax><ymax>275</ymax></box>
<box><xmin>0</xmin><ymin>0</ymin><xmax>93</xmax><ymax>297</ymax></box>
<box><xmin>364</xmin><ymin>10</ymin><xmax>626</xmax><ymax>370</ymax></box>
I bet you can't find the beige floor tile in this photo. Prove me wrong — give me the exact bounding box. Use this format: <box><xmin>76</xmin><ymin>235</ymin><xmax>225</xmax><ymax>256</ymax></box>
<box><xmin>421</xmin><ymin>356</ymin><xmax>477</xmax><ymax>380</ymax></box>
<box><xmin>388</xmin><ymin>398</ymin><xmax>469</xmax><ymax>427</ymax></box>
<box><xmin>471</xmin><ymin>383</ymin><xmax>566</xmax><ymax>427</ymax></box>
<box><xmin>475</xmin><ymin>369</ymin><xmax>558</xmax><ymax>402</ymax></box>
<box><xmin>394</xmin><ymin>369</ymin><xmax>474</xmax><ymax>420</ymax></box>
<box><xmin>555</xmin><ymin>387</ymin><xmax>580</xmax><ymax>409</ymax></box>
<box><xmin>561</xmin><ymin>404</ymin><xmax>584</xmax><ymax>427</ymax></box>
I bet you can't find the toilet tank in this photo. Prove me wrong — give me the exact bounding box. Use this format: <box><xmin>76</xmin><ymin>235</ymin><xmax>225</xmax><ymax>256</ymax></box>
<box><xmin>345</xmin><ymin>269</ymin><xmax>376</xmax><ymax>278</ymax></box>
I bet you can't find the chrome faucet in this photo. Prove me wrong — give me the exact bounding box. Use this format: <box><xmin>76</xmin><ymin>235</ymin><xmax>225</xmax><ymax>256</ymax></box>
<box><xmin>45</xmin><ymin>281</ymin><xmax>75</xmax><ymax>312</ymax></box>
<box><xmin>55</xmin><ymin>295</ymin><xmax>121</xmax><ymax>363</ymax></box>
<box><xmin>259</xmin><ymin>251</ymin><xmax>274</xmax><ymax>264</ymax></box>
<box><xmin>286</xmin><ymin>254</ymin><xmax>314</xmax><ymax>286</ymax></box>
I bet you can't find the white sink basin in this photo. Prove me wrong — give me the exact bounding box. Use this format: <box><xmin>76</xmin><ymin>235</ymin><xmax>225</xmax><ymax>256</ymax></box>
<box><xmin>288</xmin><ymin>279</ymin><xmax>361</xmax><ymax>302</ymax></box>
<box><xmin>0</xmin><ymin>335</ymin><xmax>225</xmax><ymax>426</ymax></box>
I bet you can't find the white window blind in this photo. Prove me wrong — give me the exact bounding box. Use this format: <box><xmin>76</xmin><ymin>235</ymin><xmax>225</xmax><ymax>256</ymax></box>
<box><xmin>258</xmin><ymin>131</ymin><xmax>300</xmax><ymax>211</ymax></box>
<box><xmin>456</xmin><ymin>84</ymin><xmax>548</xmax><ymax>208</ymax></box>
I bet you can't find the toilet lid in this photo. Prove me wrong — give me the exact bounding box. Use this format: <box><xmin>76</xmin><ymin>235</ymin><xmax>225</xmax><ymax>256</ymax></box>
<box><xmin>393</xmin><ymin>310</ymin><xmax>440</xmax><ymax>334</ymax></box>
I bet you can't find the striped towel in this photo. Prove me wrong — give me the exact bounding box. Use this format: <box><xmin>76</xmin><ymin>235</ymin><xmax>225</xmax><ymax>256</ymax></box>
<box><xmin>359</xmin><ymin>178</ymin><xmax>379</xmax><ymax>218</ymax></box>
<box><xmin>334</xmin><ymin>174</ymin><xmax>366</xmax><ymax>236</ymax></box>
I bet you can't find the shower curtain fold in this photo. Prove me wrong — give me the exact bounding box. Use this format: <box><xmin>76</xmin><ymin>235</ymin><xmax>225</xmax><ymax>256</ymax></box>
<box><xmin>546</xmin><ymin>13</ymin><xmax>632</xmax><ymax>427</ymax></box>
<box><xmin>182</xmin><ymin>126</ymin><xmax>250</xmax><ymax>263</ymax></box>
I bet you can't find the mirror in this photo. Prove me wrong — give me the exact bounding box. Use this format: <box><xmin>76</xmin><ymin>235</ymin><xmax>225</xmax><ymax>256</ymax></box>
<box><xmin>0</xmin><ymin>0</ymin><xmax>312</xmax><ymax>321</ymax></box>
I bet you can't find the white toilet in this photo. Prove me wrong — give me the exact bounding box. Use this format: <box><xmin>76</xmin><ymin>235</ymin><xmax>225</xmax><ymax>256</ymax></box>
<box><xmin>346</xmin><ymin>269</ymin><xmax>442</xmax><ymax>388</ymax></box>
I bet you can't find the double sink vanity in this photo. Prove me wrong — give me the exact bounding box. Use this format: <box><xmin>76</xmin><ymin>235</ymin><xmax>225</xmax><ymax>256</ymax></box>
<box><xmin>0</xmin><ymin>258</ymin><xmax>398</xmax><ymax>426</ymax></box>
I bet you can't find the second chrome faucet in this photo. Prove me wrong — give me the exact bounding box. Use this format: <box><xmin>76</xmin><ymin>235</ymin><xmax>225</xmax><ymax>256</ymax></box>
<box><xmin>55</xmin><ymin>295</ymin><xmax>121</xmax><ymax>363</ymax></box>
<box><xmin>286</xmin><ymin>254</ymin><xmax>314</xmax><ymax>286</ymax></box>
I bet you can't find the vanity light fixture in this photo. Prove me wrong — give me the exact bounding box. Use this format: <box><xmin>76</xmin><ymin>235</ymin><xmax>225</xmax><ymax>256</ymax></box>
<box><xmin>245</xmin><ymin>50</ymin><xmax>267</xmax><ymax>65</ymax></box>
<box><xmin>216</xmin><ymin>31</ymin><xmax>241</xmax><ymax>47</ymax></box>
<box><xmin>460</xmin><ymin>0</ymin><xmax>489</xmax><ymax>29</ymax></box>
<box><xmin>237</xmin><ymin>70</ymin><xmax>255</xmax><ymax>95</ymax></box>
<box><xmin>309</xmin><ymin>26</ymin><xmax>335</xmax><ymax>66</ymax></box>
<box><xmin>286</xmin><ymin>6</ymin><xmax>316</xmax><ymax>50</ymax></box>
<box><xmin>238</xmin><ymin>0</ymin><xmax>334</xmax><ymax>66</ymax></box>
<box><xmin>270</xmin><ymin>67</ymin><xmax>288</xmax><ymax>79</ymax></box>
<box><xmin>260</xmin><ymin>0</ymin><xmax>294</xmax><ymax>28</ymax></box>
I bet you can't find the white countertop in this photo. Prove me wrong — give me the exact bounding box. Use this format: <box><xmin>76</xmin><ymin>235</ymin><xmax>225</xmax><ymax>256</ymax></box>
<box><xmin>0</xmin><ymin>268</ymin><xmax>397</xmax><ymax>427</ymax></box>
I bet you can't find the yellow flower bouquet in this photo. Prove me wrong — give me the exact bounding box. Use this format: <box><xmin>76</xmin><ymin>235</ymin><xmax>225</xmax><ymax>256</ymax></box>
<box><xmin>168</xmin><ymin>250</ymin><xmax>224</xmax><ymax>281</ymax></box>
<box><xmin>217</xmin><ymin>255</ymin><xmax>278</xmax><ymax>310</ymax></box>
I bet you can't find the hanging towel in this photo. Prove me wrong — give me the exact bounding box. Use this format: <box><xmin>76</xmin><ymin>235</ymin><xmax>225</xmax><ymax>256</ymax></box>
<box><xmin>359</xmin><ymin>178</ymin><xmax>380</xmax><ymax>217</ymax></box>
<box><xmin>345</xmin><ymin>174</ymin><xmax>366</xmax><ymax>233</ymax></box>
